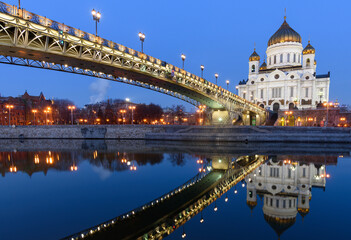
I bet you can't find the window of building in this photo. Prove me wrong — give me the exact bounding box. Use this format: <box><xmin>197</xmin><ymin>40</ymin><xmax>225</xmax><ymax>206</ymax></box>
<box><xmin>274</xmin><ymin>55</ymin><xmax>276</xmax><ymax>64</ymax></box>
<box><xmin>280</xmin><ymin>54</ymin><xmax>283</xmax><ymax>63</ymax></box>
<box><xmin>270</xmin><ymin>198</ymin><xmax>273</xmax><ymax>206</ymax></box>
<box><xmin>288</xmin><ymin>168</ymin><xmax>292</xmax><ymax>178</ymax></box>
<box><xmin>270</xmin><ymin>167</ymin><xmax>280</xmax><ymax>177</ymax></box>
<box><xmin>290</xmin><ymin>87</ymin><xmax>294</xmax><ymax>97</ymax></box>
<box><xmin>272</xmin><ymin>88</ymin><xmax>282</xmax><ymax>98</ymax></box>
<box><xmin>289</xmin><ymin>199</ymin><xmax>292</xmax><ymax>208</ymax></box>
<box><xmin>305</xmin><ymin>88</ymin><xmax>309</xmax><ymax>98</ymax></box>
<box><xmin>303</xmin><ymin>168</ymin><xmax>306</xmax><ymax>177</ymax></box>
<box><xmin>276</xmin><ymin>200</ymin><xmax>279</xmax><ymax>208</ymax></box>
<box><xmin>283</xmin><ymin>200</ymin><xmax>286</xmax><ymax>208</ymax></box>
<box><xmin>260</xmin><ymin>89</ymin><xmax>264</xmax><ymax>99</ymax></box>
<box><xmin>306</xmin><ymin>58</ymin><xmax>310</xmax><ymax>67</ymax></box>
<box><xmin>250</xmin><ymin>91</ymin><xmax>254</xmax><ymax>101</ymax></box>
<box><xmin>287</xmin><ymin>53</ymin><xmax>290</xmax><ymax>62</ymax></box>
<box><xmin>293</xmin><ymin>54</ymin><xmax>296</xmax><ymax>62</ymax></box>
<box><xmin>269</xmin><ymin>57</ymin><xmax>271</xmax><ymax>65</ymax></box>
<box><xmin>243</xmin><ymin>92</ymin><xmax>246</xmax><ymax>99</ymax></box>
<box><xmin>298</xmin><ymin>54</ymin><xmax>301</xmax><ymax>63</ymax></box>
<box><xmin>251</xmin><ymin>65</ymin><xmax>255</xmax><ymax>72</ymax></box>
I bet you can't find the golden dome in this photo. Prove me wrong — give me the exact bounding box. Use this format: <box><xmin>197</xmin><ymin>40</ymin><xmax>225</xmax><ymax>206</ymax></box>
<box><xmin>303</xmin><ymin>41</ymin><xmax>315</xmax><ymax>55</ymax></box>
<box><xmin>260</xmin><ymin>60</ymin><xmax>267</xmax><ymax>70</ymax></box>
<box><xmin>249</xmin><ymin>49</ymin><xmax>260</xmax><ymax>61</ymax></box>
<box><xmin>268</xmin><ymin>18</ymin><xmax>302</xmax><ymax>47</ymax></box>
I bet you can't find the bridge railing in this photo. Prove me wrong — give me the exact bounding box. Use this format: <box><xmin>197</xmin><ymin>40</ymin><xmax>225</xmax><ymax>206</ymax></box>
<box><xmin>0</xmin><ymin>1</ymin><xmax>265</xmax><ymax>114</ymax></box>
<box><xmin>64</xmin><ymin>167</ymin><xmax>210</xmax><ymax>240</ymax></box>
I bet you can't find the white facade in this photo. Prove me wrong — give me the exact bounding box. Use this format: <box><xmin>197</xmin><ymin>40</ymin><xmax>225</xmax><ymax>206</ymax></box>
<box><xmin>237</xmin><ymin>18</ymin><xmax>330</xmax><ymax>111</ymax></box>
<box><xmin>245</xmin><ymin>157</ymin><xmax>327</xmax><ymax>236</ymax></box>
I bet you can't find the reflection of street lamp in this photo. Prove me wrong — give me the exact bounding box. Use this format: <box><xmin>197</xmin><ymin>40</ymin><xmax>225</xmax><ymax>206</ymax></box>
<box><xmin>200</xmin><ymin>65</ymin><xmax>204</xmax><ymax>78</ymax></box>
<box><xmin>138</xmin><ymin>32</ymin><xmax>145</xmax><ymax>53</ymax></box>
<box><xmin>32</xmin><ymin>109</ymin><xmax>37</xmax><ymax>125</ymax></box>
<box><xmin>5</xmin><ymin>105</ymin><xmax>14</xmax><ymax>126</ymax></box>
<box><xmin>181</xmin><ymin>54</ymin><xmax>186</xmax><ymax>70</ymax></box>
<box><xmin>128</xmin><ymin>106</ymin><xmax>136</xmax><ymax>124</ymax></box>
<box><xmin>68</xmin><ymin>106</ymin><xmax>76</xmax><ymax>125</ymax></box>
<box><xmin>91</xmin><ymin>9</ymin><xmax>101</xmax><ymax>36</ymax></box>
<box><xmin>215</xmin><ymin>73</ymin><xmax>219</xmax><ymax>85</ymax></box>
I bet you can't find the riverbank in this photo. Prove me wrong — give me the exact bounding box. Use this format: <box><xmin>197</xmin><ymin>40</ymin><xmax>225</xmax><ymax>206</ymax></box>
<box><xmin>0</xmin><ymin>125</ymin><xmax>350</xmax><ymax>143</ymax></box>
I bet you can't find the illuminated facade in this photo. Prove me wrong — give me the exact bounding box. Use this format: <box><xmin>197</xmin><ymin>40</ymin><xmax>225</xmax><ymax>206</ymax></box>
<box><xmin>237</xmin><ymin>16</ymin><xmax>330</xmax><ymax>112</ymax></box>
<box><xmin>245</xmin><ymin>156</ymin><xmax>332</xmax><ymax>237</ymax></box>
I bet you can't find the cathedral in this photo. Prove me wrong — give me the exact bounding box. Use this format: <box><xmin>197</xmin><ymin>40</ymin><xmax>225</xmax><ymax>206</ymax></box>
<box><xmin>236</xmin><ymin>16</ymin><xmax>330</xmax><ymax>112</ymax></box>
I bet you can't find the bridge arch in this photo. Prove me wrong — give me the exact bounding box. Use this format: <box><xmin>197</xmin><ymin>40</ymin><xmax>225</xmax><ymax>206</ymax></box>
<box><xmin>0</xmin><ymin>2</ymin><xmax>266</xmax><ymax>125</ymax></box>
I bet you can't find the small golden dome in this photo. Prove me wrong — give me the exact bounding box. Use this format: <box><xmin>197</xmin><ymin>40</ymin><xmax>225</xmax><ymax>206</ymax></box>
<box><xmin>268</xmin><ymin>18</ymin><xmax>302</xmax><ymax>47</ymax></box>
<box><xmin>249</xmin><ymin>49</ymin><xmax>260</xmax><ymax>61</ymax></box>
<box><xmin>260</xmin><ymin>60</ymin><xmax>267</xmax><ymax>70</ymax></box>
<box><xmin>303</xmin><ymin>41</ymin><xmax>315</xmax><ymax>55</ymax></box>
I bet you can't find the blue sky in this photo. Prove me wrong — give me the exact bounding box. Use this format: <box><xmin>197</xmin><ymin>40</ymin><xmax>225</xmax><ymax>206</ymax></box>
<box><xmin>1</xmin><ymin>0</ymin><xmax>350</xmax><ymax>110</ymax></box>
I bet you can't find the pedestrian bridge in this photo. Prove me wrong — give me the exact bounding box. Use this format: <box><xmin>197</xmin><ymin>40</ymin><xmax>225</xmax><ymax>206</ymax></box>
<box><xmin>63</xmin><ymin>155</ymin><xmax>266</xmax><ymax>240</ymax></box>
<box><xmin>0</xmin><ymin>2</ymin><xmax>266</xmax><ymax>125</ymax></box>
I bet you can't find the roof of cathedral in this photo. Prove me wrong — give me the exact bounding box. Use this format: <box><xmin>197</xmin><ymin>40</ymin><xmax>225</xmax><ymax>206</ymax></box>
<box><xmin>303</xmin><ymin>41</ymin><xmax>315</xmax><ymax>55</ymax></box>
<box><xmin>249</xmin><ymin>49</ymin><xmax>260</xmax><ymax>61</ymax></box>
<box><xmin>268</xmin><ymin>17</ymin><xmax>302</xmax><ymax>47</ymax></box>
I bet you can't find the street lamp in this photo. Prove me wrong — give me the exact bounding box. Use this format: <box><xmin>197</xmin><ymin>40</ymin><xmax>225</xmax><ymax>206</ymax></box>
<box><xmin>323</xmin><ymin>102</ymin><xmax>334</xmax><ymax>127</ymax></box>
<box><xmin>68</xmin><ymin>106</ymin><xmax>76</xmax><ymax>125</ymax></box>
<box><xmin>128</xmin><ymin>106</ymin><xmax>136</xmax><ymax>124</ymax></box>
<box><xmin>43</xmin><ymin>107</ymin><xmax>51</xmax><ymax>125</ymax></box>
<box><xmin>5</xmin><ymin>105</ymin><xmax>14</xmax><ymax>126</ymax></box>
<box><xmin>215</xmin><ymin>73</ymin><xmax>219</xmax><ymax>85</ymax></box>
<box><xmin>200</xmin><ymin>65</ymin><xmax>204</xmax><ymax>78</ymax></box>
<box><xmin>32</xmin><ymin>109</ymin><xmax>37</xmax><ymax>125</ymax></box>
<box><xmin>226</xmin><ymin>80</ymin><xmax>230</xmax><ymax>90</ymax></box>
<box><xmin>120</xmin><ymin>109</ymin><xmax>126</xmax><ymax>125</ymax></box>
<box><xmin>91</xmin><ymin>9</ymin><xmax>101</xmax><ymax>36</ymax></box>
<box><xmin>138</xmin><ymin>32</ymin><xmax>145</xmax><ymax>53</ymax></box>
<box><xmin>235</xmin><ymin>86</ymin><xmax>239</xmax><ymax>95</ymax></box>
<box><xmin>181</xmin><ymin>54</ymin><xmax>186</xmax><ymax>70</ymax></box>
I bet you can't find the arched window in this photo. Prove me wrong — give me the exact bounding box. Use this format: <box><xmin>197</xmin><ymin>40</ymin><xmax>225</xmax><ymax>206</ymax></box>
<box><xmin>298</xmin><ymin>54</ymin><xmax>301</xmax><ymax>63</ymax></box>
<box><xmin>306</xmin><ymin>58</ymin><xmax>310</xmax><ymax>67</ymax></box>
<box><xmin>251</xmin><ymin>65</ymin><xmax>255</xmax><ymax>72</ymax></box>
<box><xmin>280</xmin><ymin>54</ymin><xmax>283</xmax><ymax>63</ymax></box>
<box><xmin>287</xmin><ymin>53</ymin><xmax>290</xmax><ymax>62</ymax></box>
<box><xmin>269</xmin><ymin>57</ymin><xmax>271</xmax><ymax>65</ymax></box>
<box><xmin>293</xmin><ymin>54</ymin><xmax>296</xmax><ymax>62</ymax></box>
<box><xmin>274</xmin><ymin>55</ymin><xmax>276</xmax><ymax>64</ymax></box>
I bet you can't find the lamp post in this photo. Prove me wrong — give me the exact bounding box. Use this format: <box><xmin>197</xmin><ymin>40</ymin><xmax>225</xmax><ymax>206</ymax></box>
<box><xmin>5</xmin><ymin>105</ymin><xmax>14</xmax><ymax>126</ymax></box>
<box><xmin>128</xmin><ymin>106</ymin><xmax>136</xmax><ymax>124</ymax></box>
<box><xmin>120</xmin><ymin>109</ymin><xmax>126</xmax><ymax>125</ymax></box>
<box><xmin>226</xmin><ymin>80</ymin><xmax>230</xmax><ymax>90</ymax></box>
<box><xmin>91</xmin><ymin>9</ymin><xmax>101</xmax><ymax>36</ymax></box>
<box><xmin>181</xmin><ymin>54</ymin><xmax>186</xmax><ymax>70</ymax></box>
<box><xmin>200</xmin><ymin>65</ymin><xmax>204</xmax><ymax>78</ymax></box>
<box><xmin>138</xmin><ymin>32</ymin><xmax>145</xmax><ymax>53</ymax></box>
<box><xmin>215</xmin><ymin>73</ymin><xmax>218</xmax><ymax>85</ymax></box>
<box><xmin>68</xmin><ymin>106</ymin><xmax>76</xmax><ymax>125</ymax></box>
<box><xmin>32</xmin><ymin>109</ymin><xmax>37</xmax><ymax>125</ymax></box>
<box><xmin>43</xmin><ymin>107</ymin><xmax>51</xmax><ymax>125</ymax></box>
<box><xmin>235</xmin><ymin>86</ymin><xmax>239</xmax><ymax>95</ymax></box>
<box><xmin>323</xmin><ymin>102</ymin><xmax>333</xmax><ymax>127</ymax></box>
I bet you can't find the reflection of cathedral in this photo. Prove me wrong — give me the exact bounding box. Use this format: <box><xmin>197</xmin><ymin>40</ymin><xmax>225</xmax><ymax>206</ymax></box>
<box><xmin>245</xmin><ymin>156</ymin><xmax>334</xmax><ymax>238</ymax></box>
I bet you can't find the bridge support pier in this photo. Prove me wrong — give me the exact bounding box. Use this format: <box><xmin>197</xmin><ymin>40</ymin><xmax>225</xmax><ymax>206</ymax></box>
<box><xmin>212</xmin><ymin>157</ymin><xmax>230</xmax><ymax>170</ymax></box>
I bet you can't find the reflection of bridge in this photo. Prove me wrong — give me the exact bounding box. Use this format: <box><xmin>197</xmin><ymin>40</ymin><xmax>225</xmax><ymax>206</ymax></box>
<box><xmin>0</xmin><ymin>2</ymin><xmax>266</xmax><ymax>125</ymax></box>
<box><xmin>64</xmin><ymin>155</ymin><xmax>266</xmax><ymax>240</ymax></box>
